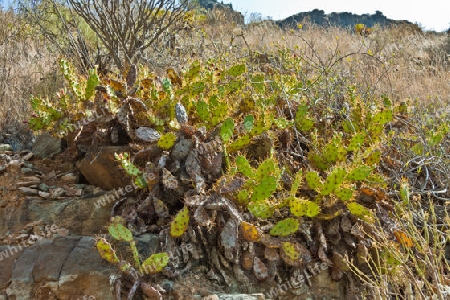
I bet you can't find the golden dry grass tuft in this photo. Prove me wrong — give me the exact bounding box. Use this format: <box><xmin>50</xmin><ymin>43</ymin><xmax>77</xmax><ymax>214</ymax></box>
<box><xmin>0</xmin><ymin>9</ymin><xmax>61</xmax><ymax>139</ymax></box>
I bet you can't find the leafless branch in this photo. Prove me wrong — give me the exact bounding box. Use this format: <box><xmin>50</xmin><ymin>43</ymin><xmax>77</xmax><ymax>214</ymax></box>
<box><xmin>67</xmin><ymin>0</ymin><xmax>189</xmax><ymax>71</ymax></box>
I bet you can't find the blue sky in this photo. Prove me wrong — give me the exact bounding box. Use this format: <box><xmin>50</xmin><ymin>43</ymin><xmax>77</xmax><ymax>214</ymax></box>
<box><xmin>223</xmin><ymin>0</ymin><xmax>449</xmax><ymax>31</ymax></box>
<box><xmin>1</xmin><ymin>0</ymin><xmax>448</xmax><ymax>31</ymax></box>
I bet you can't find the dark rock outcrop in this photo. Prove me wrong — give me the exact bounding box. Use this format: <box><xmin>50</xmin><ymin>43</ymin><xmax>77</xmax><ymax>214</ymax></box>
<box><xmin>4</xmin><ymin>237</ymin><xmax>113</xmax><ymax>300</ymax></box>
<box><xmin>277</xmin><ymin>9</ymin><xmax>415</xmax><ymax>30</ymax></box>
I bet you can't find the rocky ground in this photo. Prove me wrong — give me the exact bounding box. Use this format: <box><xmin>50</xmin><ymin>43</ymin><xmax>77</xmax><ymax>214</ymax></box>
<box><xmin>0</xmin><ymin>135</ymin><xmax>344</xmax><ymax>300</ymax></box>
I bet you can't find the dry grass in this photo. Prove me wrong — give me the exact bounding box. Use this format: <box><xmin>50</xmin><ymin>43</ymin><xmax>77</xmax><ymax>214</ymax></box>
<box><xmin>0</xmin><ymin>9</ymin><xmax>59</xmax><ymax>144</ymax></box>
<box><xmin>1</xmin><ymin>7</ymin><xmax>449</xmax><ymax>298</ymax></box>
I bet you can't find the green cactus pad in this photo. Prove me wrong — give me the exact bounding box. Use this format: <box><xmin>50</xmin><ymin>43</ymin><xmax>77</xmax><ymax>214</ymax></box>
<box><xmin>274</xmin><ymin>118</ymin><xmax>292</xmax><ymax>129</ymax></box>
<box><xmin>250</xmin><ymin>176</ymin><xmax>278</xmax><ymax>202</ymax></box>
<box><xmin>85</xmin><ymin>68</ymin><xmax>99</xmax><ymax>100</ymax></box>
<box><xmin>347</xmin><ymin>202</ymin><xmax>371</xmax><ymax>219</ymax></box>
<box><xmin>322</xmin><ymin>143</ymin><xmax>339</xmax><ymax>164</ymax></box>
<box><xmin>118</xmin><ymin>261</ymin><xmax>132</xmax><ymax>273</ymax></box>
<box><xmin>270</xmin><ymin>218</ymin><xmax>299</xmax><ymax>237</ymax></box>
<box><xmin>228</xmin><ymin>64</ymin><xmax>246</xmax><ymax>77</ymax></box>
<box><xmin>195</xmin><ymin>100</ymin><xmax>209</xmax><ymax>122</ymax></box>
<box><xmin>342</xmin><ymin>119</ymin><xmax>358</xmax><ymax>133</ymax></box>
<box><xmin>157</xmin><ymin>132</ymin><xmax>177</xmax><ymax>150</ymax></box>
<box><xmin>190</xmin><ymin>81</ymin><xmax>206</xmax><ymax>96</ymax></box>
<box><xmin>236</xmin><ymin>188</ymin><xmax>251</xmax><ymax>205</ymax></box>
<box><xmin>289</xmin><ymin>197</ymin><xmax>320</xmax><ymax>217</ymax></box>
<box><xmin>115</xmin><ymin>153</ymin><xmax>141</xmax><ymax>177</ymax></box>
<box><xmin>347</xmin><ymin>133</ymin><xmax>366</xmax><ymax>151</ymax></box>
<box><xmin>170</xmin><ymin>206</ymin><xmax>190</xmax><ymax>238</ymax></box>
<box><xmin>185</xmin><ymin>60</ymin><xmax>201</xmax><ymax>80</ymax></box>
<box><xmin>255</xmin><ymin>158</ymin><xmax>278</xmax><ymax>181</ymax></box>
<box><xmin>332</xmin><ymin>167</ymin><xmax>346</xmax><ymax>185</ymax></box>
<box><xmin>369</xmin><ymin>122</ymin><xmax>384</xmax><ymax>137</ymax></box>
<box><xmin>290</xmin><ymin>170</ymin><xmax>303</xmax><ymax>197</ymax></box>
<box><xmin>108</xmin><ymin>223</ymin><xmax>133</xmax><ymax>242</ymax></box>
<box><xmin>211</xmin><ymin>101</ymin><xmax>228</xmax><ymax>126</ymax></box>
<box><xmin>320</xmin><ymin>168</ymin><xmax>346</xmax><ymax>196</ymax></box>
<box><xmin>243</xmin><ymin>115</ymin><xmax>255</xmax><ymax>132</ymax></box>
<box><xmin>371</xmin><ymin>109</ymin><xmax>393</xmax><ymax>124</ymax></box>
<box><xmin>308</xmin><ymin>153</ymin><xmax>327</xmax><ymax>170</ymax></box>
<box><xmin>142</xmin><ymin>252</ymin><xmax>170</xmax><ymax>274</ymax></box>
<box><xmin>134</xmin><ymin>176</ymin><xmax>148</xmax><ymax>189</ymax></box>
<box><xmin>236</xmin><ymin>156</ymin><xmax>254</xmax><ymax>178</ymax></box>
<box><xmin>96</xmin><ymin>238</ymin><xmax>119</xmax><ymax>264</ymax></box>
<box><xmin>364</xmin><ymin>150</ymin><xmax>381</xmax><ymax>165</ymax></box>
<box><xmin>334</xmin><ymin>187</ymin><xmax>355</xmax><ymax>201</ymax></box>
<box><xmin>248</xmin><ymin>201</ymin><xmax>274</xmax><ymax>218</ymax></box>
<box><xmin>400</xmin><ymin>180</ymin><xmax>410</xmax><ymax>204</ymax></box>
<box><xmin>282</xmin><ymin>242</ymin><xmax>300</xmax><ymax>260</ymax></box>
<box><xmin>306</xmin><ymin>171</ymin><xmax>322</xmax><ymax>190</ymax></box>
<box><xmin>227</xmin><ymin>134</ymin><xmax>251</xmax><ymax>152</ymax></box>
<box><xmin>295</xmin><ymin>105</ymin><xmax>314</xmax><ymax>132</ymax></box>
<box><xmin>346</xmin><ymin>166</ymin><xmax>372</xmax><ymax>181</ymax></box>
<box><xmin>220</xmin><ymin>118</ymin><xmax>235</xmax><ymax>142</ymax></box>
<box><xmin>251</xmin><ymin>73</ymin><xmax>266</xmax><ymax>93</ymax></box>
<box><xmin>129</xmin><ymin>240</ymin><xmax>141</xmax><ymax>270</ymax></box>
<box><xmin>249</xmin><ymin>116</ymin><xmax>273</xmax><ymax>136</ymax></box>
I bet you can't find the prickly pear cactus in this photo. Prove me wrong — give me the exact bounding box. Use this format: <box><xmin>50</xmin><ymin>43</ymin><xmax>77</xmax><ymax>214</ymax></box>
<box><xmin>96</xmin><ymin>238</ymin><xmax>119</xmax><ymax>264</ymax></box>
<box><xmin>170</xmin><ymin>206</ymin><xmax>190</xmax><ymax>238</ymax></box>
<box><xmin>158</xmin><ymin>132</ymin><xmax>177</xmax><ymax>150</ymax></box>
<box><xmin>270</xmin><ymin>218</ymin><xmax>299</xmax><ymax>237</ymax></box>
<box><xmin>108</xmin><ymin>223</ymin><xmax>133</xmax><ymax>242</ymax></box>
<box><xmin>142</xmin><ymin>253</ymin><xmax>170</xmax><ymax>274</ymax></box>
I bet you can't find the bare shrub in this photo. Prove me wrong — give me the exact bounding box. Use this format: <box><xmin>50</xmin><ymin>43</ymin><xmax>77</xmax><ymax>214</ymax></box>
<box><xmin>68</xmin><ymin>0</ymin><xmax>190</xmax><ymax>72</ymax></box>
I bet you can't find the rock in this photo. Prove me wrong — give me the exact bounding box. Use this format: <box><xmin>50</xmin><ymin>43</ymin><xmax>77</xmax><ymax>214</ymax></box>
<box><xmin>135</xmin><ymin>127</ymin><xmax>160</xmax><ymax>142</ymax></box>
<box><xmin>0</xmin><ymin>245</ymin><xmax>26</xmax><ymax>290</ymax></box>
<box><xmin>22</xmin><ymin>152</ymin><xmax>33</xmax><ymax>161</ymax></box>
<box><xmin>60</xmin><ymin>172</ymin><xmax>79</xmax><ymax>183</ymax></box>
<box><xmin>63</xmin><ymin>186</ymin><xmax>83</xmax><ymax>197</ymax></box>
<box><xmin>203</xmin><ymin>295</ymin><xmax>220</xmax><ymax>300</ymax></box>
<box><xmin>38</xmin><ymin>191</ymin><xmax>50</xmax><ymax>198</ymax></box>
<box><xmin>32</xmin><ymin>133</ymin><xmax>61</xmax><ymax>159</ymax></box>
<box><xmin>172</xmin><ymin>137</ymin><xmax>193</xmax><ymax>161</ymax></box>
<box><xmin>76</xmin><ymin>146</ymin><xmax>133</xmax><ymax>190</ymax></box>
<box><xmin>56</xmin><ymin>161</ymin><xmax>75</xmax><ymax>174</ymax></box>
<box><xmin>0</xmin><ymin>194</ymin><xmax>116</xmax><ymax>237</ymax></box>
<box><xmin>5</xmin><ymin>236</ymin><xmax>114</xmax><ymax>300</ymax></box>
<box><xmin>20</xmin><ymin>167</ymin><xmax>34</xmax><ymax>175</ymax></box>
<box><xmin>6</xmin><ymin>160</ymin><xmax>21</xmax><ymax>172</ymax></box>
<box><xmin>218</xmin><ymin>294</ymin><xmax>265</xmax><ymax>300</ymax></box>
<box><xmin>0</xmin><ymin>153</ymin><xmax>11</xmax><ymax>162</ymax></box>
<box><xmin>135</xmin><ymin>234</ymin><xmax>161</xmax><ymax>258</ymax></box>
<box><xmin>161</xmin><ymin>279</ymin><xmax>174</xmax><ymax>292</ymax></box>
<box><xmin>38</xmin><ymin>183</ymin><xmax>49</xmax><ymax>192</ymax></box>
<box><xmin>0</xmin><ymin>165</ymin><xmax>6</xmax><ymax>174</ymax></box>
<box><xmin>18</xmin><ymin>187</ymin><xmax>39</xmax><ymax>195</ymax></box>
<box><xmin>0</xmin><ymin>144</ymin><xmax>13</xmax><ymax>152</ymax></box>
<box><xmin>56</xmin><ymin>228</ymin><xmax>69</xmax><ymax>237</ymax></box>
<box><xmin>23</xmin><ymin>162</ymin><xmax>33</xmax><ymax>169</ymax></box>
<box><xmin>50</xmin><ymin>187</ymin><xmax>66</xmax><ymax>198</ymax></box>
<box><xmin>22</xmin><ymin>175</ymin><xmax>41</xmax><ymax>182</ymax></box>
<box><xmin>16</xmin><ymin>179</ymin><xmax>41</xmax><ymax>188</ymax></box>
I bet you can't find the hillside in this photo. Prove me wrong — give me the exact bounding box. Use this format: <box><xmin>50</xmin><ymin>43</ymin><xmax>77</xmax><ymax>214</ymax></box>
<box><xmin>277</xmin><ymin>9</ymin><xmax>414</xmax><ymax>29</ymax></box>
<box><xmin>198</xmin><ymin>1</ymin><xmax>419</xmax><ymax>31</ymax></box>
